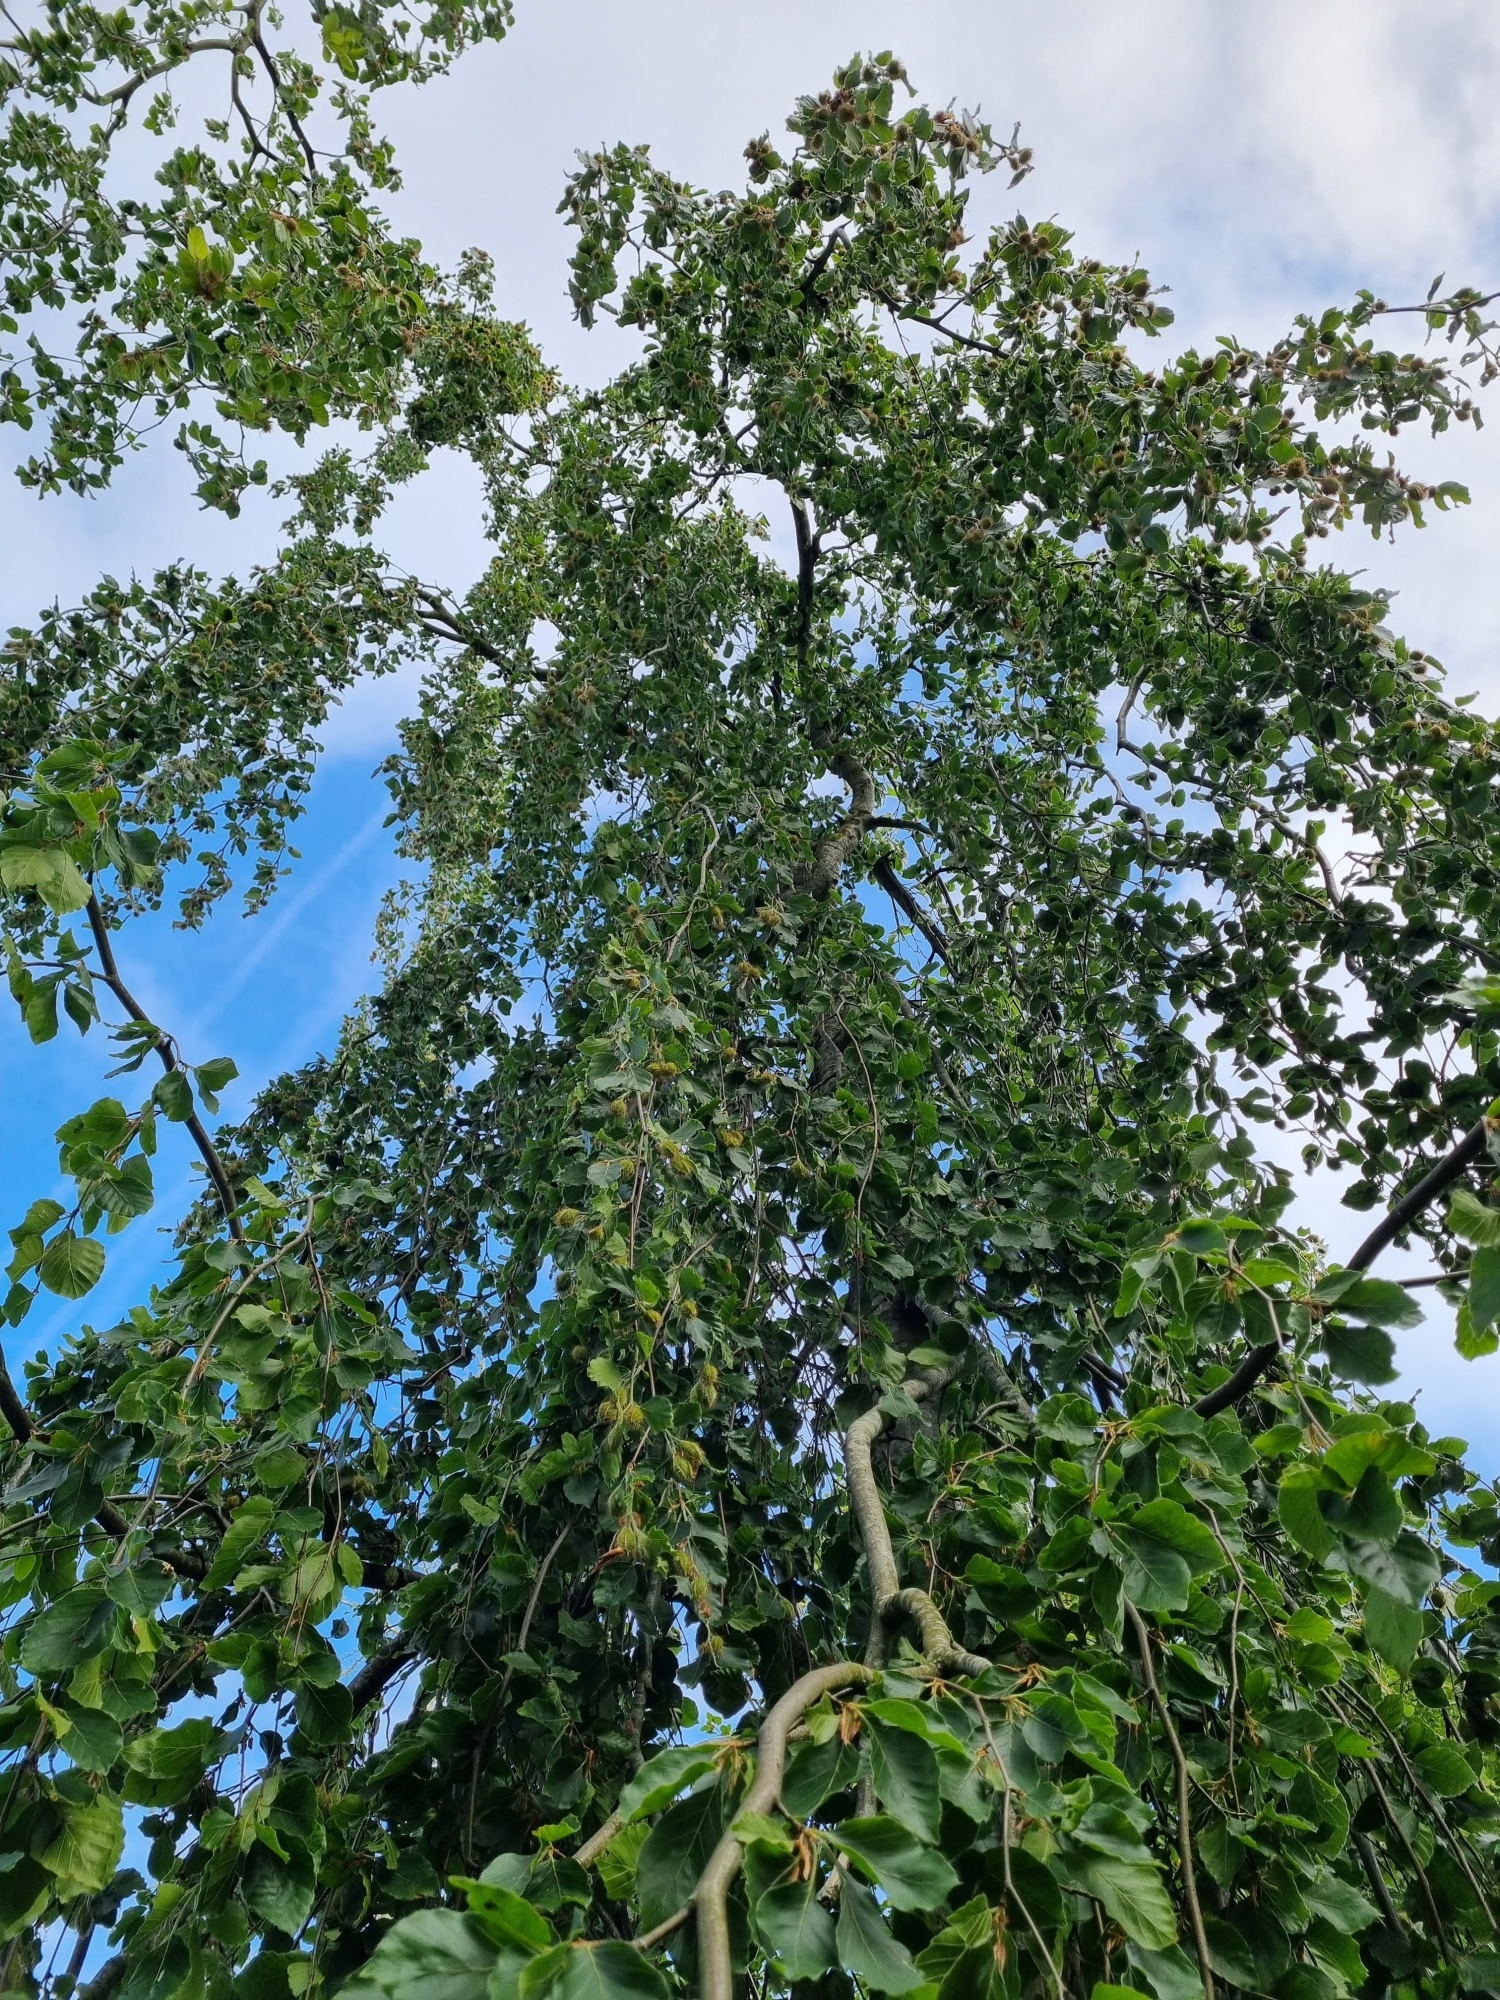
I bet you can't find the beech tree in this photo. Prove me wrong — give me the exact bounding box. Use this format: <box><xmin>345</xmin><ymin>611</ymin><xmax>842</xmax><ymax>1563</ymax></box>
<box><xmin>9</xmin><ymin>43</ymin><xmax>1500</xmax><ymax>2000</ymax></box>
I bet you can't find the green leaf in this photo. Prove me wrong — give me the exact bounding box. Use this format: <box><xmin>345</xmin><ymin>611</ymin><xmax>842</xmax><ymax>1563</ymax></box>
<box><xmin>1322</xmin><ymin>1277</ymin><xmax>1423</xmax><ymax>1329</ymax></box>
<box><xmin>193</xmin><ymin>1055</ymin><xmax>239</xmax><ymax>1109</ymax></box>
<box><xmin>634</xmin><ymin>1784</ymin><xmax>725</xmax><ymax>1930</ymax></box>
<box><xmin>1362</xmin><ymin>1586</ymin><xmax>1423</xmax><ymax>1671</ymax></box>
<box><xmin>153</xmin><ymin>1069</ymin><xmax>195</xmax><ymax>1122</ymax></box>
<box><xmin>0</xmin><ymin>844</ymin><xmax>91</xmax><ymax>912</ymax></box>
<box><xmin>15</xmin><ymin>1196</ymin><xmax>66</xmax><ymax>1237</ymax></box>
<box><xmin>37</xmin><ymin>1231</ymin><xmax>106</xmax><ymax>1299</ymax></box>
<box><xmin>1124</xmin><ymin>1944</ymin><xmax>1202</xmax><ymax>2000</ymax></box>
<box><xmin>55</xmin><ymin>1701</ymin><xmax>124</xmax><ymax>1773</ymax></box>
<box><xmin>244</xmin><ymin>1843</ymin><xmax>319</xmax><ymax>1938</ymax></box>
<box><xmin>1301</xmin><ymin>1870</ymin><xmax>1378</xmax><ymax>1935</ymax></box>
<box><xmin>835</xmin><ymin>1815</ymin><xmax>961</xmax><ymax>1911</ymax></box>
<box><xmin>522</xmin><ymin>1854</ymin><xmax>592</xmax><ymax>1914</ymax></box>
<box><xmin>836</xmin><ymin>1878</ymin><xmax>925</xmax><ymax>1993</ymax></box>
<box><xmin>39</xmin><ymin>1794</ymin><xmax>124</xmax><ymax>1893</ymax></box>
<box><xmin>104</xmin><ymin>1559</ymin><xmax>173</xmax><ymax>1617</ymax></box>
<box><xmin>1343</xmin><ymin>1468</ymin><xmax>1402</xmax><ymax>1543</ymax></box>
<box><xmin>616</xmin><ymin>1744</ymin><xmax>722</xmax><ymax>1824</ymax></box>
<box><xmin>1321</xmin><ymin>1318</ymin><xmax>1398</xmax><ymax>1385</ymax></box>
<box><xmin>1064</xmin><ymin>1850</ymin><xmax>1178</xmax><ymax>1951</ymax></box>
<box><xmin>295</xmin><ymin>1680</ymin><xmax>354</xmax><ymax>1746</ymax></box>
<box><xmin>783</xmin><ymin>1732</ymin><xmax>861</xmax><ymax>1817</ymax></box>
<box><xmin>1278</xmin><ymin>1466</ymin><xmax>1336</xmax><ymax>1560</ymax></box>
<box><xmin>253</xmin><ymin>1444</ymin><xmax>308</xmax><ymax>1490</ymax></box>
<box><xmin>1469</xmin><ymin>1248</ymin><xmax>1500</xmax><ymax>1332</ymax></box>
<box><xmin>203</xmin><ymin>1495</ymin><xmax>277</xmax><ymax>1587</ymax></box>
<box><xmin>1456</xmin><ymin>1302</ymin><xmax>1498</xmax><ymax>1360</ymax></box>
<box><xmin>1413</xmin><ymin>1742</ymin><xmax>1477</xmax><ymax>1797</ymax></box>
<box><xmin>1111</xmin><ymin>1531</ymin><xmax>1190</xmax><ymax>1614</ymax></box>
<box><xmin>594</xmin><ymin>1823</ymin><xmax>647</xmax><ymax>1905</ymax></box>
<box><xmin>122</xmin><ymin>1716</ymin><xmax>223</xmax><ymax>1802</ymax></box>
<box><xmin>1122</xmin><ymin>1499</ymin><xmax>1220</xmax><ymax>1571</ymax></box>
<box><xmin>519</xmin><ymin>1941</ymin><xmax>669</xmax><ymax>2000</ymax></box>
<box><xmin>1449</xmin><ymin>1190</ymin><xmax>1500</xmax><ymax>1248</ymax></box>
<box><xmin>342</xmin><ymin>1910</ymin><xmax>497</xmax><ymax>2000</ymax></box>
<box><xmin>751</xmin><ymin>1875</ymin><xmax>838</xmax><ymax>1981</ymax></box>
<box><xmin>867</xmin><ymin>1713</ymin><xmax>942</xmax><ymax>1843</ymax></box>
<box><xmin>1343</xmin><ymin>1530</ymin><xmax>1438</xmax><ymax>1610</ymax></box>
<box><xmin>463</xmin><ymin>1880</ymin><xmax>555</xmax><ymax>1955</ymax></box>
<box><xmin>21</xmin><ymin>1587</ymin><xmax>114</xmax><ymax>1674</ymax></box>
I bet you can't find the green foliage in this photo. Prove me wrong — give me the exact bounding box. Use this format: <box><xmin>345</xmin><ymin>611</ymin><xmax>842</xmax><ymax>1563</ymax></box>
<box><xmin>0</xmin><ymin>0</ymin><xmax>513</xmax><ymax>509</ymax></box>
<box><xmin>7</xmin><ymin>42</ymin><xmax>1500</xmax><ymax>2000</ymax></box>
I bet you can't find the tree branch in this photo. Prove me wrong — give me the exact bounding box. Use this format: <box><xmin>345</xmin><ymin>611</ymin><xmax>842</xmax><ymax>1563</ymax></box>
<box><xmin>844</xmin><ymin>1363</ymin><xmax>989</xmax><ymax>1674</ymax></box>
<box><xmin>0</xmin><ymin>1358</ymin><xmax>33</xmax><ymax>1443</ymax></box>
<box><xmin>85</xmin><ymin>894</ymin><xmax>246</xmax><ymax>1243</ymax></box>
<box><xmin>1125</xmin><ymin>1599</ymin><xmax>1214</xmax><ymax>2000</ymax></box>
<box><xmin>872</xmin><ymin>854</ymin><xmax>952</xmax><ymax>966</ymax></box>
<box><xmin>696</xmin><ymin>1662</ymin><xmax>876</xmax><ymax>2000</ymax></box>
<box><xmin>1194</xmin><ymin>1112</ymin><xmax>1496</xmax><ymax>1416</ymax></box>
<box><xmin>802</xmin><ymin>753</ymin><xmax>877</xmax><ymax>901</ymax></box>
<box><xmin>1348</xmin><ymin>1116</ymin><xmax>1493</xmax><ymax>1273</ymax></box>
<box><xmin>349</xmin><ymin>1644</ymin><xmax>416</xmax><ymax>1714</ymax></box>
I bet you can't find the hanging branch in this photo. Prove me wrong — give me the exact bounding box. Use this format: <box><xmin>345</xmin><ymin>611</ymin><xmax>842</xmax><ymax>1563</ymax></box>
<box><xmin>1124</xmin><ymin>1599</ymin><xmax>1214</xmax><ymax>2000</ymax></box>
<box><xmin>85</xmin><ymin>893</ymin><xmax>247</xmax><ymax>1243</ymax></box>
<box><xmin>695</xmin><ymin>1661</ymin><xmax>877</xmax><ymax>2000</ymax></box>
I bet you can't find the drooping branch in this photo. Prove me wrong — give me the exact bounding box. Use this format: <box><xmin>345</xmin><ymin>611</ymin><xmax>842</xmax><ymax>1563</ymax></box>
<box><xmin>1348</xmin><ymin>1115</ymin><xmax>1494</xmax><ymax>1273</ymax></box>
<box><xmin>695</xmin><ymin>1661</ymin><xmax>877</xmax><ymax>2000</ymax></box>
<box><xmin>1125</xmin><ymin>1599</ymin><xmax>1214</xmax><ymax>2000</ymax></box>
<box><xmin>1194</xmin><ymin>1112</ymin><xmax>1497</xmax><ymax>1416</ymax></box>
<box><xmin>582</xmin><ymin>1351</ymin><xmax>996</xmax><ymax>1968</ymax></box>
<box><xmin>85</xmin><ymin>894</ymin><xmax>247</xmax><ymax>1243</ymax></box>
<box><xmin>872</xmin><ymin>854</ymin><xmax>952</xmax><ymax>967</ymax></box>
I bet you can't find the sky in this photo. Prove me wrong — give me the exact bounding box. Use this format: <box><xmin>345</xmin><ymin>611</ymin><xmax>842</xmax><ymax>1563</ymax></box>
<box><xmin>6</xmin><ymin>0</ymin><xmax>1500</xmax><ymax>1456</ymax></box>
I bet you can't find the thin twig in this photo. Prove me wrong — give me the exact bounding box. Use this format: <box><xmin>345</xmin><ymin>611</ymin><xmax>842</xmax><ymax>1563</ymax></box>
<box><xmin>1124</xmin><ymin>1599</ymin><xmax>1214</xmax><ymax>2000</ymax></box>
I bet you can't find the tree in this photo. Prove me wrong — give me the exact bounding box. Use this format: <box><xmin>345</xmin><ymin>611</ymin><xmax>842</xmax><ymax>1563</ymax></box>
<box><xmin>7</xmin><ymin>45</ymin><xmax>1500</xmax><ymax>2000</ymax></box>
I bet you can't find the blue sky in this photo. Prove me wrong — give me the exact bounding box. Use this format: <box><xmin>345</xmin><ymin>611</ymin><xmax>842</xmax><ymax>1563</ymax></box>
<box><xmin>6</xmin><ymin>0</ymin><xmax>1500</xmax><ymax>1465</ymax></box>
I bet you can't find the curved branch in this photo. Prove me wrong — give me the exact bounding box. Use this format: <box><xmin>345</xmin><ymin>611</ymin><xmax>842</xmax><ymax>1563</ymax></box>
<box><xmin>844</xmin><ymin>1363</ymin><xmax>990</xmax><ymax>1677</ymax></box>
<box><xmin>802</xmin><ymin>752</ymin><xmax>877</xmax><ymax>901</ymax></box>
<box><xmin>884</xmin><ymin>1587</ymin><xmax>990</xmax><ymax>1678</ymax></box>
<box><xmin>696</xmin><ymin>1662</ymin><xmax>876</xmax><ymax>2000</ymax></box>
<box><xmin>85</xmin><ymin>894</ymin><xmax>246</xmax><ymax>1243</ymax></box>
